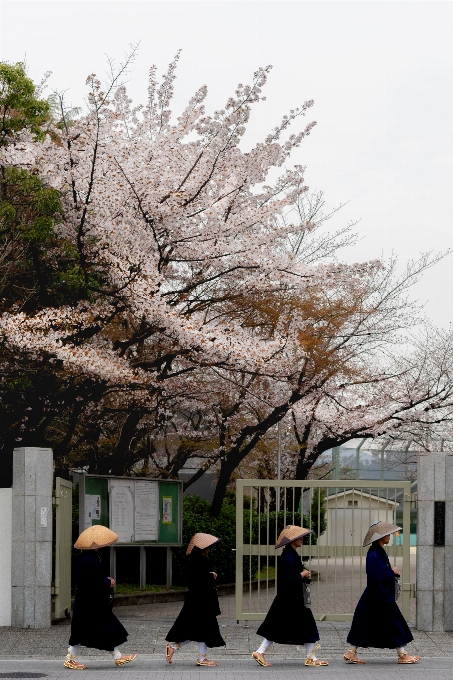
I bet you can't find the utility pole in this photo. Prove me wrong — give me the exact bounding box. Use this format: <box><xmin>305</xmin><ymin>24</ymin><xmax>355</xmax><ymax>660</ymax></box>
<box><xmin>355</xmin><ymin>439</ymin><xmax>366</xmax><ymax>480</ymax></box>
<box><xmin>277</xmin><ymin>420</ymin><xmax>282</xmax><ymax>511</ymax></box>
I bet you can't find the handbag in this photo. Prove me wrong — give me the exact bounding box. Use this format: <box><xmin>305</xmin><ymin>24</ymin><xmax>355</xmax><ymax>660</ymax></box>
<box><xmin>394</xmin><ymin>574</ymin><xmax>401</xmax><ymax>600</ymax></box>
<box><xmin>302</xmin><ymin>580</ymin><xmax>311</xmax><ymax>608</ymax></box>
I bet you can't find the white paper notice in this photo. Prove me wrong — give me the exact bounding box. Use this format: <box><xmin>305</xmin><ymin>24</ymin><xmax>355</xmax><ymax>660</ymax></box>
<box><xmin>135</xmin><ymin>480</ymin><xmax>159</xmax><ymax>541</ymax></box>
<box><xmin>84</xmin><ymin>494</ymin><xmax>101</xmax><ymax>528</ymax></box>
<box><xmin>109</xmin><ymin>481</ymin><xmax>134</xmax><ymax>543</ymax></box>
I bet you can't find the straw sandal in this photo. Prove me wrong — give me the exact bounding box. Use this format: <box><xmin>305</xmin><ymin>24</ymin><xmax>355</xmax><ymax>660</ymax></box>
<box><xmin>196</xmin><ymin>658</ymin><xmax>218</xmax><ymax>666</ymax></box>
<box><xmin>397</xmin><ymin>651</ymin><xmax>420</xmax><ymax>664</ymax></box>
<box><xmin>166</xmin><ymin>643</ymin><xmax>178</xmax><ymax>664</ymax></box>
<box><xmin>343</xmin><ymin>649</ymin><xmax>365</xmax><ymax>664</ymax></box>
<box><xmin>64</xmin><ymin>651</ymin><xmax>87</xmax><ymax>670</ymax></box>
<box><xmin>114</xmin><ymin>654</ymin><xmax>137</xmax><ymax>666</ymax></box>
<box><xmin>305</xmin><ymin>645</ymin><xmax>329</xmax><ymax>666</ymax></box>
<box><xmin>252</xmin><ymin>651</ymin><xmax>272</xmax><ymax>667</ymax></box>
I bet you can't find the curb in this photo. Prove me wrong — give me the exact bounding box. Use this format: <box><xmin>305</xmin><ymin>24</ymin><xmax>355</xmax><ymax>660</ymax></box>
<box><xmin>112</xmin><ymin>578</ymin><xmax>276</xmax><ymax>607</ymax></box>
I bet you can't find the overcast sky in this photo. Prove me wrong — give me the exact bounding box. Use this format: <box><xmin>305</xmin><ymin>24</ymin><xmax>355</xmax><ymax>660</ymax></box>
<box><xmin>1</xmin><ymin>0</ymin><xmax>451</xmax><ymax>327</ymax></box>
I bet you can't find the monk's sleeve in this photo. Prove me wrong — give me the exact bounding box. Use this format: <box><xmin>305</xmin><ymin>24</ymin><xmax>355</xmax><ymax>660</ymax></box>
<box><xmin>366</xmin><ymin>550</ymin><xmax>395</xmax><ymax>602</ymax></box>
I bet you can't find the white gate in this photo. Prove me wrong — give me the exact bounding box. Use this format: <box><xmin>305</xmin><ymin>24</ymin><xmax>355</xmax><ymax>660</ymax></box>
<box><xmin>235</xmin><ymin>480</ymin><xmax>415</xmax><ymax>621</ymax></box>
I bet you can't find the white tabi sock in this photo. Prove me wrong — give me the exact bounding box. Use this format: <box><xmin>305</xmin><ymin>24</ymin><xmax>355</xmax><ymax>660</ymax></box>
<box><xmin>257</xmin><ymin>638</ymin><xmax>272</xmax><ymax>654</ymax></box>
<box><xmin>68</xmin><ymin>645</ymin><xmax>80</xmax><ymax>658</ymax></box>
<box><xmin>111</xmin><ymin>647</ymin><xmax>122</xmax><ymax>660</ymax></box>
<box><xmin>305</xmin><ymin>642</ymin><xmax>317</xmax><ymax>660</ymax></box>
<box><xmin>197</xmin><ymin>642</ymin><xmax>207</xmax><ymax>659</ymax></box>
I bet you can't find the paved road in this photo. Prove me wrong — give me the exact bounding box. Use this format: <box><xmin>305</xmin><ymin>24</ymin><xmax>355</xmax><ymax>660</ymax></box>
<box><xmin>0</xmin><ymin>618</ymin><xmax>451</xmax><ymax>660</ymax></box>
<box><xmin>0</xmin><ymin>658</ymin><xmax>452</xmax><ymax>680</ymax></box>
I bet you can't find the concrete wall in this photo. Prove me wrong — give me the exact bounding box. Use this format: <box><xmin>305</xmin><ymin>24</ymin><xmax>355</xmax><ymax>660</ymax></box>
<box><xmin>417</xmin><ymin>452</ymin><xmax>453</xmax><ymax>631</ymax></box>
<box><xmin>0</xmin><ymin>488</ymin><xmax>12</xmax><ymax>626</ymax></box>
<box><xmin>11</xmin><ymin>447</ymin><xmax>53</xmax><ymax>629</ymax></box>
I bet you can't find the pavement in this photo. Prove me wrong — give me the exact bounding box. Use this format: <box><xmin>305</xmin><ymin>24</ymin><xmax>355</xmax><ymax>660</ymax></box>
<box><xmin>0</xmin><ymin>658</ymin><xmax>453</xmax><ymax>680</ymax></box>
<box><xmin>1</xmin><ymin>590</ymin><xmax>453</xmax><ymax>678</ymax></box>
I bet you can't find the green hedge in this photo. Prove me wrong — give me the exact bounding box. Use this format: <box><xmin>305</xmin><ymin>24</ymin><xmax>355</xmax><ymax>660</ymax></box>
<box><xmin>172</xmin><ymin>495</ymin><xmax>237</xmax><ymax>585</ymax></box>
<box><xmin>172</xmin><ymin>494</ymin><xmax>326</xmax><ymax>587</ymax></box>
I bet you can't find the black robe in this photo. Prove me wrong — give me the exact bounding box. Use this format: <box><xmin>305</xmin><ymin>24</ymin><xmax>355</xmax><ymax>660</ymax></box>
<box><xmin>347</xmin><ymin>542</ymin><xmax>413</xmax><ymax>649</ymax></box>
<box><xmin>256</xmin><ymin>544</ymin><xmax>319</xmax><ymax>645</ymax></box>
<box><xmin>69</xmin><ymin>552</ymin><xmax>128</xmax><ymax>652</ymax></box>
<box><xmin>165</xmin><ymin>548</ymin><xmax>225</xmax><ymax>648</ymax></box>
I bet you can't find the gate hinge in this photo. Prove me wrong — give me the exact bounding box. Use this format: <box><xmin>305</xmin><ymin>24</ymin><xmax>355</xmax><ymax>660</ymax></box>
<box><xmin>52</xmin><ymin>495</ymin><xmax>60</xmax><ymax>506</ymax></box>
<box><xmin>404</xmin><ymin>493</ymin><xmax>417</xmax><ymax>508</ymax></box>
<box><xmin>403</xmin><ymin>582</ymin><xmax>416</xmax><ymax>598</ymax></box>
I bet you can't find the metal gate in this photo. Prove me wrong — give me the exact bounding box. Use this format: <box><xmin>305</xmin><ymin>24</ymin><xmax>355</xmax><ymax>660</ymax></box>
<box><xmin>235</xmin><ymin>480</ymin><xmax>415</xmax><ymax>621</ymax></box>
<box><xmin>53</xmin><ymin>477</ymin><xmax>73</xmax><ymax>619</ymax></box>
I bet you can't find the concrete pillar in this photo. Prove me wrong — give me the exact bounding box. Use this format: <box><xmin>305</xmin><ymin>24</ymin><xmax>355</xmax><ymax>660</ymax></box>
<box><xmin>416</xmin><ymin>452</ymin><xmax>453</xmax><ymax>631</ymax></box>
<box><xmin>0</xmin><ymin>488</ymin><xmax>12</xmax><ymax>626</ymax></box>
<box><xmin>11</xmin><ymin>447</ymin><xmax>53</xmax><ymax>628</ymax></box>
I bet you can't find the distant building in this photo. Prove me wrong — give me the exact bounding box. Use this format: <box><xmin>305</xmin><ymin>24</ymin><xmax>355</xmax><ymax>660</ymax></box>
<box><xmin>178</xmin><ymin>471</ymin><xmax>218</xmax><ymax>502</ymax></box>
<box><xmin>317</xmin><ymin>489</ymin><xmax>398</xmax><ymax>547</ymax></box>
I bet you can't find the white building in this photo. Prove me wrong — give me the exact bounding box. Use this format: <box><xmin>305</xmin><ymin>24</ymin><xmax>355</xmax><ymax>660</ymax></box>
<box><xmin>318</xmin><ymin>489</ymin><xmax>398</xmax><ymax>547</ymax></box>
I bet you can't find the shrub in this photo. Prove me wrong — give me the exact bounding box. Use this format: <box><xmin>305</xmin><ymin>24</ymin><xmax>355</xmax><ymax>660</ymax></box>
<box><xmin>172</xmin><ymin>495</ymin><xmax>237</xmax><ymax>586</ymax></box>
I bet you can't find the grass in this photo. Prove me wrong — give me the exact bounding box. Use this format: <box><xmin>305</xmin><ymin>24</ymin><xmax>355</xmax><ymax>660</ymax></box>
<box><xmin>115</xmin><ymin>583</ymin><xmax>186</xmax><ymax>594</ymax></box>
<box><xmin>258</xmin><ymin>565</ymin><xmax>276</xmax><ymax>580</ymax></box>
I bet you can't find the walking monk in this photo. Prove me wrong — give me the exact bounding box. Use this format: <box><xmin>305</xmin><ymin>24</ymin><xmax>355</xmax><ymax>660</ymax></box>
<box><xmin>344</xmin><ymin>521</ymin><xmax>420</xmax><ymax>665</ymax></box>
<box><xmin>252</xmin><ymin>524</ymin><xmax>328</xmax><ymax>667</ymax></box>
<box><xmin>64</xmin><ymin>525</ymin><xmax>137</xmax><ymax>669</ymax></box>
<box><xmin>165</xmin><ymin>533</ymin><xmax>225</xmax><ymax>666</ymax></box>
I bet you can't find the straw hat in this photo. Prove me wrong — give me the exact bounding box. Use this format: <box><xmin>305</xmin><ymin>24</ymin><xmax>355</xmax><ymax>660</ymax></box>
<box><xmin>363</xmin><ymin>521</ymin><xmax>401</xmax><ymax>547</ymax></box>
<box><xmin>186</xmin><ymin>533</ymin><xmax>221</xmax><ymax>555</ymax></box>
<box><xmin>74</xmin><ymin>525</ymin><xmax>119</xmax><ymax>550</ymax></box>
<box><xmin>275</xmin><ymin>524</ymin><xmax>312</xmax><ymax>548</ymax></box>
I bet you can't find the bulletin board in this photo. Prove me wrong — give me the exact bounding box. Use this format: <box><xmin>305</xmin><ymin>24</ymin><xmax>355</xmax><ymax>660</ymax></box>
<box><xmin>78</xmin><ymin>474</ymin><xmax>182</xmax><ymax>546</ymax></box>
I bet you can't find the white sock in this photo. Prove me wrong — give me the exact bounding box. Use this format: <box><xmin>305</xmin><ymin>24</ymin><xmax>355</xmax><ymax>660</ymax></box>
<box><xmin>68</xmin><ymin>645</ymin><xmax>80</xmax><ymax>657</ymax></box>
<box><xmin>111</xmin><ymin>647</ymin><xmax>121</xmax><ymax>660</ymax></box>
<box><xmin>172</xmin><ymin>640</ymin><xmax>190</xmax><ymax>650</ymax></box>
<box><xmin>305</xmin><ymin>642</ymin><xmax>317</xmax><ymax>659</ymax></box>
<box><xmin>257</xmin><ymin>638</ymin><xmax>272</xmax><ymax>654</ymax></box>
<box><xmin>197</xmin><ymin>642</ymin><xmax>207</xmax><ymax>659</ymax></box>
<box><xmin>396</xmin><ymin>647</ymin><xmax>406</xmax><ymax>655</ymax></box>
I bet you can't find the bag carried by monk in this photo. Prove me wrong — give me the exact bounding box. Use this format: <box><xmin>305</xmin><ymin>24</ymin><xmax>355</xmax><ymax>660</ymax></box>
<box><xmin>395</xmin><ymin>574</ymin><xmax>401</xmax><ymax>600</ymax></box>
<box><xmin>302</xmin><ymin>579</ymin><xmax>311</xmax><ymax>608</ymax></box>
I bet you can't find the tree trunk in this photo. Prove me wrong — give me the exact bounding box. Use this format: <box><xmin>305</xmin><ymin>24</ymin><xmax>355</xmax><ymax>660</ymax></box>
<box><xmin>210</xmin><ymin>459</ymin><xmax>234</xmax><ymax>517</ymax></box>
<box><xmin>111</xmin><ymin>409</ymin><xmax>142</xmax><ymax>475</ymax></box>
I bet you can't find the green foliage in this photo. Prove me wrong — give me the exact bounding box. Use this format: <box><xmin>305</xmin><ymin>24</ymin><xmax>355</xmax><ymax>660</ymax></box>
<box><xmin>0</xmin><ymin>62</ymin><xmax>49</xmax><ymax>145</ymax></box>
<box><xmin>0</xmin><ymin>166</ymin><xmax>60</xmax><ymax>241</ymax></box>
<box><xmin>172</xmin><ymin>495</ymin><xmax>237</xmax><ymax>585</ymax></box>
<box><xmin>0</xmin><ymin>63</ymin><xmax>90</xmax><ymax>314</ymax></box>
<box><xmin>0</xmin><ymin>166</ymin><xmax>92</xmax><ymax>311</ymax></box>
<box><xmin>245</xmin><ymin>510</ymin><xmax>322</xmax><ymax>546</ymax></box>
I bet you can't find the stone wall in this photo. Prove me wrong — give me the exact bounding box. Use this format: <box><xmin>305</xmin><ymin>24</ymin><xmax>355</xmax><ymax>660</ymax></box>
<box><xmin>0</xmin><ymin>488</ymin><xmax>12</xmax><ymax>626</ymax></box>
<box><xmin>417</xmin><ymin>452</ymin><xmax>453</xmax><ymax>631</ymax></box>
<box><xmin>11</xmin><ymin>448</ymin><xmax>53</xmax><ymax>629</ymax></box>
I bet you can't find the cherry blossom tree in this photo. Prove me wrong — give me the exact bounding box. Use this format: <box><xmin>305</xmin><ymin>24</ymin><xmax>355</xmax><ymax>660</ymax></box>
<box><xmin>1</xmin><ymin>55</ymin><xmax>452</xmax><ymax>514</ymax></box>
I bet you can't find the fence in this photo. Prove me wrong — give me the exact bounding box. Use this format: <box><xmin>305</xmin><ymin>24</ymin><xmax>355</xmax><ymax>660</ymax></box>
<box><xmin>235</xmin><ymin>479</ymin><xmax>415</xmax><ymax>621</ymax></box>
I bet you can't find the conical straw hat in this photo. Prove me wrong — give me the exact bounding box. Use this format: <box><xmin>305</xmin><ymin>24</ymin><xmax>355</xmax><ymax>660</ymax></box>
<box><xmin>363</xmin><ymin>521</ymin><xmax>401</xmax><ymax>547</ymax></box>
<box><xmin>275</xmin><ymin>524</ymin><xmax>311</xmax><ymax>548</ymax></box>
<box><xmin>74</xmin><ymin>525</ymin><xmax>119</xmax><ymax>550</ymax></box>
<box><xmin>186</xmin><ymin>533</ymin><xmax>220</xmax><ymax>555</ymax></box>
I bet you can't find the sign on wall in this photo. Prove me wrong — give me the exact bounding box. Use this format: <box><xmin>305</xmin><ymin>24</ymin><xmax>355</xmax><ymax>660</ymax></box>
<box><xmin>79</xmin><ymin>475</ymin><xmax>182</xmax><ymax>545</ymax></box>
